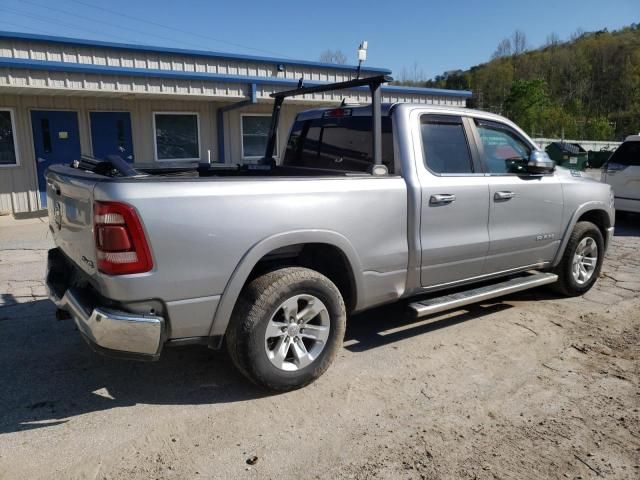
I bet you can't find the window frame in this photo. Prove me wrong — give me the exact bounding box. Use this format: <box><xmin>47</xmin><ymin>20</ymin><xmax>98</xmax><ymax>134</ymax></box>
<box><xmin>0</xmin><ymin>108</ymin><xmax>20</xmax><ymax>168</ymax></box>
<box><xmin>240</xmin><ymin>113</ymin><xmax>277</xmax><ymax>161</ymax></box>
<box><xmin>470</xmin><ymin>118</ymin><xmax>539</xmax><ymax>176</ymax></box>
<box><xmin>152</xmin><ymin>111</ymin><xmax>201</xmax><ymax>162</ymax></box>
<box><xmin>418</xmin><ymin>114</ymin><xmax>483</xmax><ymax>177</ymax></box>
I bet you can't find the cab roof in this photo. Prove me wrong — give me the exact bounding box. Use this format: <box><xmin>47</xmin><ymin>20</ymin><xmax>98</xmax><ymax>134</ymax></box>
<box><xmin>295</xmin><ymin>103</ymin><xmax>509</xmax><ymax>123</ymax></box>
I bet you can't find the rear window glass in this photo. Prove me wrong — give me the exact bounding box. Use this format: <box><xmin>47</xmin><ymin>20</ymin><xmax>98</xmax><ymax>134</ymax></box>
<box><xmin>420</xmin><ymin>115</ymin><xmax>473</xmax><ymax>174</ymax></box>
<box><xmin>283</xmin><ymin>115</ymin><xmax>394</xmax><ymax>174</ymax></box>
<box><xmin>609</xmin><ymin>141</ymin><xmax>640</xmax><ymax>166</ymax></box>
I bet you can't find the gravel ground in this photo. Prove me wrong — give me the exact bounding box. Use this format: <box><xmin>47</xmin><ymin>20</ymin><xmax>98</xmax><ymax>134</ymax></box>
<box><xmin>0</xmin><ymin>213</ymin><xmax>638</xmax><ymax>480</ymax></box>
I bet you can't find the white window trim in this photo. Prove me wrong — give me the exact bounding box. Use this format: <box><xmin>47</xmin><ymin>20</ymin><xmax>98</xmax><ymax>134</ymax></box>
<box><xmin>0</xmin><ymin>108</ymin><xmax>20</xmax><ymax>168</ymax></box>
<box><xmin>240</xmin><ymin>113</ymin><xmax>277</xmax><ymax>160</ymax></box>
<box><xmin>152</xmin><ymin>111</ymin><xmax>201</xmax><ymax>162</ymax></box>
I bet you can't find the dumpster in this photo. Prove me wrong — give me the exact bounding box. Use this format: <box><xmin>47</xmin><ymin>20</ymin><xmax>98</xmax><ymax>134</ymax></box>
<box><xmin>587</xmin><ymin>149</ymin><xmax>612</xmax><ymax>169</ymax></box>
<box><xmin>545</xmin><ymin>142</ymin><xmax>588</xmax><ymax>170</ymax></box>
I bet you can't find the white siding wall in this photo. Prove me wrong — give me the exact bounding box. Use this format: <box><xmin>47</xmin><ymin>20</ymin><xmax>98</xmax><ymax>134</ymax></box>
<box><xmin>0</xmin><ymin>94</ymin><xmax>312</xmax><ymax>214</ymax></box>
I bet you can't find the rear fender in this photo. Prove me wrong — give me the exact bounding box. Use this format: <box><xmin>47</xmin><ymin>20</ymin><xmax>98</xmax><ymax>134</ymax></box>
<box><xmin>207</xmin><ymin>230</ymin><xmax>364</xmax><ymax>347</ymax></box>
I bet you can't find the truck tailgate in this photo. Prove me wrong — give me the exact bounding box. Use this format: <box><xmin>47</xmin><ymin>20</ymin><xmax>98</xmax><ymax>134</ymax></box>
<box><xmin>46</xmin><ymin>166</ymin><xmax>98</xmax><ymax>276</ymax></box>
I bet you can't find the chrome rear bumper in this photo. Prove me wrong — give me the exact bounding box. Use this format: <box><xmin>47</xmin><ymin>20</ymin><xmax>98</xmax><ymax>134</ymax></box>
<box><xmin>48</xmin><ymin>285</ymin><xmax>164</xmax><ymax>360</ymax></box>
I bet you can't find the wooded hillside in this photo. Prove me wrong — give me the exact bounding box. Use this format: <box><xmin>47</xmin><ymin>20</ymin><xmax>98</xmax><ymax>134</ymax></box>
<box><xmin>396</xmin><ymin>25</ymin><xmax>640</xmax><ymax>140</ymax></box>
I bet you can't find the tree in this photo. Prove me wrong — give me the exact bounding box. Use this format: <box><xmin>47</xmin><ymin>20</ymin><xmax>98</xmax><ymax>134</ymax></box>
<box><xmin>394</xmin><ymin>24</ymin><xmax>640</xmax><ymax>139</ymax></box>
<box><xmin>512</xmin><ymin>30</ymin><xmax>528</xmax><ymax>55</ymax></box>
<box><xmin>492</xmin><ymin>38</ymin><xmax>512</xmax><ymax>59</ymax></box>
<box><xmin>545</xmin><ymin>32</ymin><xmax>561</xmax><ymax>47</ymax></box>
<box><xmin>504</xmin><ymin>79</ymin><xmax>551</xmax><ymax>132</ymax></box>
<box><xmin>570</xmin><ymin>28</ymin><xmax>585</xmax><ymax>41</ymax></box>
<box><xmin>319</xmin><ymin>49</ymin><xmax>347</xmax><ymax>65</ymax></box>
<box><xmin>584</xmin><ymin>117</ymin><xmax>615</xmax><ymax>140</ymax></box>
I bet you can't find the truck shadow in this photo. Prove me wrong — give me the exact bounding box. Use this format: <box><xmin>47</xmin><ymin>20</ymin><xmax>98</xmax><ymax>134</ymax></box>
<box><xmin>0</xmin><ymin>278</ymin><xmax>613</xmax><ymax>435</ymax></box>
<box><xmin>344</xmin><ymin>301</ymin><xmax>513</xmax><ymax>353</ymax></box>
<box><xmin>0</xmin><ymin>298</ymin><xmax>262</xmax><ymax>435</ymax></box>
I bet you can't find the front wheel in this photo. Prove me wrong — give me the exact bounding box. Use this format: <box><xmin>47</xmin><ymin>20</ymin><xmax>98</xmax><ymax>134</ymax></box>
<box><xmin>226</xmin><ymin>267</ymin><xmax>346</xmax><ymax>391</ymax></box>
<box><xmin>552</xmin><ymin>221</ymin><xmax>604</xmax><ymax>296</ymax></box>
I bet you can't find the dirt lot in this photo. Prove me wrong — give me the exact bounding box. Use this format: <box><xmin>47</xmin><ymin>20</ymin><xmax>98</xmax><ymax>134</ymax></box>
<box><xmin>0</xmin><ymin>214</ymin><xmax>638</xmax><ymax>480</ymax></box>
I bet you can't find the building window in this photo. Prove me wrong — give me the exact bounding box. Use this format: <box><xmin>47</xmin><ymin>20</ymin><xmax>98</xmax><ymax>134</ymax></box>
<box><xmin>241</xmin><ymin>114</ymin><xmax>275</xmax><ymax>159</ymax></box>
<box><xmin>0</xmin><ymin>109</ymin><xmax>19</xmax><ymax>167</ymax></box>
<box><xmin>153</xmin><ymin>113</ymin><xmax>200</xmax><ymax>161</ymax></box>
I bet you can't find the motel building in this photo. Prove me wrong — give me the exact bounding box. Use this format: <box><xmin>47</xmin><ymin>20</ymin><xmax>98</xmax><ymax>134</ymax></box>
<box><xmin>0</xmin><ymin>31</ymin><xmax>471</xmax><ymax>215</ymax></box>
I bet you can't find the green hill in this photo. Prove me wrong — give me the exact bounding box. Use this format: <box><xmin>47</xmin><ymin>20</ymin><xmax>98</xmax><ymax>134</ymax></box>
<box><xmin>396</xmin><ymin>25</ymin><xmax>640</xmax><ymax>140</ymax></box>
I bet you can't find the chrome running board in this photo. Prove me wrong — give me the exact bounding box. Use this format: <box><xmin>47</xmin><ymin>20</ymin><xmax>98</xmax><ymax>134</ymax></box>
<box><xmin>408</xmin><ymin>272</ymin><xmax>558</xmax><ymax>318</ymax></box>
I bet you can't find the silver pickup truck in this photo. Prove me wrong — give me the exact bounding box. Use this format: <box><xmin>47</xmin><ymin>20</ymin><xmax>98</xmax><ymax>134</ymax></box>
<box><xmin>46</xmin><ymin>75</ymin><xmax>615</xmax><ymax>391</ymax></box>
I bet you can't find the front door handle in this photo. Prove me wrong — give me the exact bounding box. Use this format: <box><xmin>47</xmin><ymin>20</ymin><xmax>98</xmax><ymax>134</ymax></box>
<box><xmin>429</xmin><ymin>194</ymin><xmax>456</xmax><ymax>205</ymax></box>
<box><xmin>494</xmin><ymin>191</ymin><xmax>516</xmax><ymax>201</ymax></box>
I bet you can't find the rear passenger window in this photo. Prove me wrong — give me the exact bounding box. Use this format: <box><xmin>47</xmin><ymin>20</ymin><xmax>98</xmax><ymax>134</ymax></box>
<box><xmin>608</xmin><ymin>141</ymin><xmax>640</xmax><ymax>166</ymax></box>
<box><xmin>475</xmin><ymin>120</ymin><xmax>532</xmax><ymax>174</ymax></box>
<box><xmin>283</xmin><ymin>115</ymin><xmax>394</xmax><ymax>174</ymax></box>
<box><xmin>420</xmin><ymin>115</ymin><xmax>474</xmax><ymax>174</ymax></box>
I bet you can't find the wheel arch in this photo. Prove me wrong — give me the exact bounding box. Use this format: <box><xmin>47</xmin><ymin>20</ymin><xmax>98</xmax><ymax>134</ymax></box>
<box><xmin>552</xmin><ymin>202</ymin><xmax>613</xmax><ymax>267</ymax></box>
<box><xmin>207</xmin><ymin>230</ymin><xmax>364</xmax><ymax>347</ymax></box>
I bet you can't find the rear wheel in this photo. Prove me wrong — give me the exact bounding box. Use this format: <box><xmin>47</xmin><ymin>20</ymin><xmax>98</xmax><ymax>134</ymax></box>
<box><xmin>552</xmin><ymin>221</ymin><xmax>604</xmax><ymax>296</ymax></box>
<box><xmin>226</xmin><ymin>267</ymin><xmax>346</xmax><ymax>391</ymax></box>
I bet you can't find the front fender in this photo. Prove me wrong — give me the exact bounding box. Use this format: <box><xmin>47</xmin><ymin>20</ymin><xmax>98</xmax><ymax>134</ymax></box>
<box><xmin>552</xmin><ymin>201</ymin><xmax>614</xmax><ymax>267</ymax></box>
<box><xmin>207</xmin><ymin>229</ymin><xmax>364</xmax><ymax>346</ymax></box>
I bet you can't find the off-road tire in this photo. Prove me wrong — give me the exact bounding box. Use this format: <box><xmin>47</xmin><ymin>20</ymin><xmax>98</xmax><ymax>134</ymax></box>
<box><xmin>226</xmin><ymin>267</ymin><xmax>346</xmax><ymax>391</ymax></box>
<box><xmin>552</xmin><ymin>221</ymin><xmax>604</xmax><ymax>296</ymax></box>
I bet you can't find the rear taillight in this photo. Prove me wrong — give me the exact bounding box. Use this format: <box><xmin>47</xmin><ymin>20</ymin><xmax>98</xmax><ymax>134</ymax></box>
<box><xmin>94</xmin><ymin>201</ymin><xmax>153</xmax><ymax>275</ymax></box>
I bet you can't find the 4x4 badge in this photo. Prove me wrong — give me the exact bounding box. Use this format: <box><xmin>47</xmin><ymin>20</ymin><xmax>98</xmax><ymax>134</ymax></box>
<box><xmin>535</xmin><ymin>233</ymin><xmax>555</xmax><ymax>241</ymax></box>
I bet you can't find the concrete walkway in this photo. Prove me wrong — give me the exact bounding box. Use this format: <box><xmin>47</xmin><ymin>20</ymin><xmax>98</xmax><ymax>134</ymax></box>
<box><xmin>0</xmin><ymin>214</ymin><xmax>53</xmax><ymax>251</ymax></box>
<box><xmin>0</xmin><ymin>215</ymin><xmax>51</xmax><ymax>308</ymax></box>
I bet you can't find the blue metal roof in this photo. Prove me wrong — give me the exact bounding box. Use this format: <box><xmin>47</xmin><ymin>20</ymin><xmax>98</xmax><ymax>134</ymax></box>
<box><xmin>0</xmin><ymin>30</ymin><xmax>472</xmax><ymax>99</ymax></box>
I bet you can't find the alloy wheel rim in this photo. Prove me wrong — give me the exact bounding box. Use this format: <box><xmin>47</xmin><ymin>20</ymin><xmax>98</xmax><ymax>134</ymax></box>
<box><xmin>571</xmin><ymin>236</ymin><xmax>598</xmax><ymax>285</ymax></box>
<box><xmin>264</xmin><ymin>294</ymin><xmax>330</xmax><ymax>371</ymax></box>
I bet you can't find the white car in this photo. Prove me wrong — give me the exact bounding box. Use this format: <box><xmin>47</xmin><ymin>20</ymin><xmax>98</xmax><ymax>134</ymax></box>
<box><xmin>601</xmin><ymin>135</ymin><xmax>640</xmax><ymax>213</ymax></box>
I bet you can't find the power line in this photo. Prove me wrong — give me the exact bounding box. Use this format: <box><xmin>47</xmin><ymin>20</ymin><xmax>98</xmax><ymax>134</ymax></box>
<box><xmin>17</xmin><ymin>0</ymin><xmax>221</xmax><ymax>51</ymax></box>
<box><xmin>66</xmin><ymin>0</ymin><xmax>292</xmax><ymax>58</ymax></box>
<box><xmin>0</xmin><ymin>20</ymin><xmax>59</xmax><ymax>36</ymax></box>
<box><xmin>0</xmin><ymin>6</ymin><xmax>143</xmax><ymax>44</ymax></box>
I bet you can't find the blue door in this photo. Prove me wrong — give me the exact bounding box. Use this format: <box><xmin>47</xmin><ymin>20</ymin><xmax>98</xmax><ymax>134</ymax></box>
<box><xmin>90</xmin><ymin>112</ymin><xmax>134</xmax><ymax>162</ymax></box>
<box><xmin>31</xmin><ymin>110</ymin><xmax>81</xmax><ymax>207</ymax></box>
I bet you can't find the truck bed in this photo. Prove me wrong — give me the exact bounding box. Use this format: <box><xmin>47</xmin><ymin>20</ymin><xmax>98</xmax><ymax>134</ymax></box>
<box><xmin>46</xmin><ymin>163</ymin><xmax>409</xmax><ymax>340</ymax></box>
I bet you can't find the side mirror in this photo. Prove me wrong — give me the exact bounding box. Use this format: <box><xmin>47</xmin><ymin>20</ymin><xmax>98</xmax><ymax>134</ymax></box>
<box><xmin>528</xmin><ymin>151</ymin><xmax>555</xmax><ymax>174</ymax></box>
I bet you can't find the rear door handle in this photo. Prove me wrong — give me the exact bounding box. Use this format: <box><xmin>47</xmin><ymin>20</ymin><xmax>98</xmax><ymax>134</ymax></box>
<box><xmin>494</xmin><ymin>191</ymin><xmax>516</xmax><ymax>201</ymax></box>
<box><xmin>429</xmin><ymin>194</ymin><xmax>456</xmax><ymax>205</ymax></box>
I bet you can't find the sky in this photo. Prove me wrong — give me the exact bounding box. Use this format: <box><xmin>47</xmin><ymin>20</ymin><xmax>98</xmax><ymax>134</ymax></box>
<box><xmin>0</xmin><ymin>0</ymin><xmax>638</xmax><ymax>79</ymax></box>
